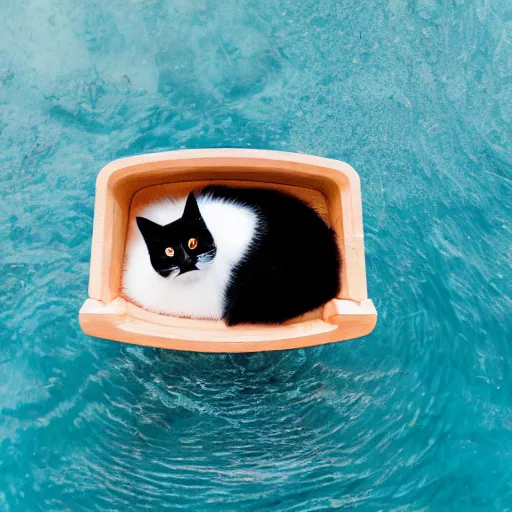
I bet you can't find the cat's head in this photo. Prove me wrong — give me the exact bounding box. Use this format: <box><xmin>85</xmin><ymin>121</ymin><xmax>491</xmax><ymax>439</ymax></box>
<box><xmin>136</xmin><ymin>192</ymin><xmax>217</xmax><ymax>278</ymax></box>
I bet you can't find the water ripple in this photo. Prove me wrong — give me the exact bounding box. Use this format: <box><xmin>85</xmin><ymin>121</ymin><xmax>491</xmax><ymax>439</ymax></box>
<box><xmin>1</xmin><ymin>0</ymin><xmax>511</xmax><ymax>510</ymax></box>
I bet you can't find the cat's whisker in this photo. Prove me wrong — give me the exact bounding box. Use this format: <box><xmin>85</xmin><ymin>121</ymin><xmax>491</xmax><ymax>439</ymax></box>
<box><xmin>162</xmin><ymin>266</ymin><xmax>179</xmax><ymax>273</ymax></box>
<box><xmin>197</xmin><ymin>249</ymin><xmax>216</xmax><ymax>263</ymax></box>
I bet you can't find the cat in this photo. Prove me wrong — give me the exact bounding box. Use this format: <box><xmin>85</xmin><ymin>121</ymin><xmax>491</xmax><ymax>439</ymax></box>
<box><xmin>122</xmin><ymin>185</ymin><xmax>341</xmax><ymax>325</ymax></box>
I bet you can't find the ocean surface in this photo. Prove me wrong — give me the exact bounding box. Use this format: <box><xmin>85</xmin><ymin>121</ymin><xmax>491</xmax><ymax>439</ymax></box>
<box><xmin>1</xmin><ymin>0</ymin><xmax>511</xmax><ymax>510</ymax></box>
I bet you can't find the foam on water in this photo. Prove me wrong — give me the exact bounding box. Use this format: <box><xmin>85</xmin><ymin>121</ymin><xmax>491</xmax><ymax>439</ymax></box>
<box><xmin>1</xmin><ymin>0</ymin><xmax>511</xmax><ymax>510</ymax></box>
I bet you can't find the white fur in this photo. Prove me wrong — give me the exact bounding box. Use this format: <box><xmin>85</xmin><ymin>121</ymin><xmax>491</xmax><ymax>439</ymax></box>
<box><xmin>122</xmin><ymin>195</ymin><xmax>258</xmax><ymax>319</ymax></box>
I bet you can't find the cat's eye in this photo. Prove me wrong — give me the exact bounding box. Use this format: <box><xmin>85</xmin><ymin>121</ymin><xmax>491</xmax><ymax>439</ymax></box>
<box><xmin>188</xmin><ymin>238</ymin><xmax>198</xmax><ymax>250</ymax></box>
<box><xmin>165</xmin><ymin>247</ymin><xmax>174</xmax><ymax>257</ymax></box>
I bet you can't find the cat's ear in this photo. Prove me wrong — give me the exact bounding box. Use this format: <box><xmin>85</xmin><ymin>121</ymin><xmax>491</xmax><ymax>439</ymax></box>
<box><xmin>136</xmin><ymin>217</ymin><xmax>163</xmax><ymax>241</ymax></box>
<box><xmin>182</xmin><ymin>192</ymin><xmax>202</xmax><ymax>221</ymax></box>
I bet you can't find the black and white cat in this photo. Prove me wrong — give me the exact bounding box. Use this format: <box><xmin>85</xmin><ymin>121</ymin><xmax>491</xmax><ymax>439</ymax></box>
<box><xmin>122</xmin><ymin>186</ymin><xmax>340</xmax><ymax>325</ymax></box>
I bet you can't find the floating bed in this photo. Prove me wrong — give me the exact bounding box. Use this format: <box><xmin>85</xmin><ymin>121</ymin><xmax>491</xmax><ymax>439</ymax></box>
<box><xmin>79</xmin><ymin>149</ymin><xmax>377</xmax><ymax>352</ymax></box>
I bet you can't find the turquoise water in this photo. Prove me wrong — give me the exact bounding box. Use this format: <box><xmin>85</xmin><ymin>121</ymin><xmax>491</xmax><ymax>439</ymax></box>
<box><xmin>1</xmin><ymin>0</ymin><xmax>511</xmax><ymax>509</ymax></box>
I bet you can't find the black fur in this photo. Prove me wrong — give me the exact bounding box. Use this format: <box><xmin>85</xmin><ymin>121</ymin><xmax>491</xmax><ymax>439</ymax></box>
<box><xmin>136</xmin><ymin>192</ymin><xmax>217</xmax><ymax>278</ymax></box>
<box><xmin>200</xmin><ymin>185</ymin><xmax>341</xmax><ymax>326</ymax></box>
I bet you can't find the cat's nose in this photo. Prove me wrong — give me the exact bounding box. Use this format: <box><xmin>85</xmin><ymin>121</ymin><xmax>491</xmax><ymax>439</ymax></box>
<box><xmin>178</xmin><ymin>263</ymin><xmax>198</xmax><ymax>275</ymax></box>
